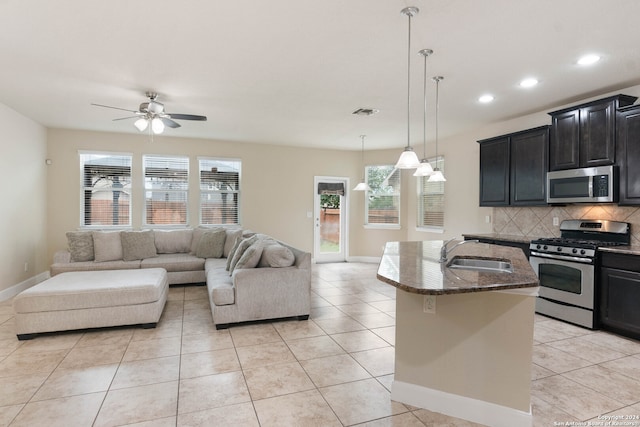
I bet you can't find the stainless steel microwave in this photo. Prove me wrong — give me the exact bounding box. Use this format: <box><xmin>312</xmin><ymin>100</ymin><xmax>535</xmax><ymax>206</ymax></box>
<box><xmin>547</xmin><ymin>165</ymin><xmax>617</xmax><ymax>204</ymax></box>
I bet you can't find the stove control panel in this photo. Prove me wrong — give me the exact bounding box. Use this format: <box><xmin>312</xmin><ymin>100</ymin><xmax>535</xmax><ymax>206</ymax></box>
<box><xmin>530</xmin><ymin>243</ymin><xmax>596</xmax><ymax>258</ymax></box>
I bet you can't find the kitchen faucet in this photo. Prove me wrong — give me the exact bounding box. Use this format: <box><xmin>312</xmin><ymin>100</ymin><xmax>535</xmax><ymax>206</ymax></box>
<box><xmin>440</xmin><ymin>238</ymin><xmax>479</xmax><ymax>262</ymax></box>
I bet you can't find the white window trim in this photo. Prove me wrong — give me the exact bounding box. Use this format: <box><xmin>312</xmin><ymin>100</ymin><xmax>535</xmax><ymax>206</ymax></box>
<box><xmin>197</xmin><ymin>156</ymin><xmax>242</xmax><ymax>226</ymax></box>
<box><xmin>417</xmin><ymin>156</ymin><xmax>445</xmax><ymax>231</ymax></box>
<box><xmin>365</xmin><ymin>165</ymin><xmax>401</xmax><ymax>228</ymax></box>
<box><xmin>143</xmin><ymin>154</ymin><xmax>190</xmax><ymax>227</ymax></box>
<box><xmin>78</xmin><ymin>150</ymin><xmax>133</xmax><ymax>229</ymax></box>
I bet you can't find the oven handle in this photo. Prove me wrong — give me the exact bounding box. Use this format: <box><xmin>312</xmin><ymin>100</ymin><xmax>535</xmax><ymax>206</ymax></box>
<box><xmin>530</xmin><ymin>251</ymin><xmax>594</xmax><ymax>264</ymax></box>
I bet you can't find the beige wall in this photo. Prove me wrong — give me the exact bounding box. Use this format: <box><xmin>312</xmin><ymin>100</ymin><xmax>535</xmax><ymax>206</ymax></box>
<box><xmin>46</xmin><ymin>129</ymin><xmax>365</xmax><ymax>261</ymax></box>
<box><xmin>0</xmin><ymin>103</ymin><xmax>47</xmax><ymax>293</ymax></box>
<box><xmin>8</xmin><ymin>83</ymin><xmax>640</xmax><ymax>294</ymax></box>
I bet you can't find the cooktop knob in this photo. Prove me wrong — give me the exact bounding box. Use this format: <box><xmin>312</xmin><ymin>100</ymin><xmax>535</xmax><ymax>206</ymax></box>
<box><xmin>543</xmin><ymin>245</ymin><xmax>548</xmax><ymax>250</ymax></box>
<box><xmin>572</xmin><ymin>248</ymin><xmax>578</xmax><ymax>254</ymax></box>
<box><xmin>557</xmin><ymin>247</ymin><xmax>562</xmax><ymax>252</ymax></box>
<box><xmin>536</xmin><ymin>244</ymin><xmax>542</xmax><ymax>250</ymax></box>
<box><xmin>581</xmin><ymin>249</ymin><xmax>586</xmax><ymax>255</ymax></box>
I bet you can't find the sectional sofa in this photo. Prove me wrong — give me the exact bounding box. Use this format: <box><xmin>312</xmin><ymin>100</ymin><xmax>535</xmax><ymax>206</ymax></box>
<box><xmin>48</xmin><ymin>227</ymin><xmax>312</xmax><ymax>329</ymax></box>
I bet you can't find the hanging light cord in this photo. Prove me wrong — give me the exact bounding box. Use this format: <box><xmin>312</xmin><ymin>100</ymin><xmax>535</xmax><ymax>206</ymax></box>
<box><xmin>433</xmin><ymin>76</ymin><xmax>443</xmax><ymax>168</ymax></box>
<box><xmin>406</xmin><ymin>11</ymin><xmax>412</xmax><ymax>149</ymax></box>
<box><xmin>360</xmin><ymin>135</ymin><xmax>366</xmax><ymax>172</ymax></box>
<box><xmin>422</xmin><ymin>53</ymin><xmax>428</xmax><ymax>158</ymax></box>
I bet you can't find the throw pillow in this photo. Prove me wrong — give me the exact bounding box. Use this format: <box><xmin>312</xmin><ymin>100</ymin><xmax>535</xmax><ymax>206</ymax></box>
<box><xmin>66</xmin><ymin>231</ymin><xmax>94</xmax><ymax>262</ymax></box>
<box><xmin>92</xmin><ymin>231</ymin><xmax>123</xmax><ymax>262</ymax></box>
<box><xmin>226</xmin><ymin>235</ymin><xmax>244</xmax><ymax>271</ymax></box>
<box><xmin>258</xmin><ymin>243</ymin><xmax>296</xmax><ymax>268</ymax></box>
<box><xmin>195</xmin><ymin>228</ymin><xmax>227</xmax><ymax>258</ymax></box>
<box><xmin>191</xmin><ymin>226</ymin><xmax>218</xmax><ymax>254</ymax></box>
<box><xmin>234</xmin><ymin>239</ymin><xmax>265</xmax><ymax>270</ymax></box>
<box><xmin>228</xmin><ymin>234</ymin><xmax>260</xmax><ymax>274</ymax></box>
<box><xmin>224</xmin><ymin>228</ymin><xmax>243</xmax><ymax>258</ymax></box>
<box><xmin>121</xmin><ymin>230</ymin><xmax>158</xmax><ymax>261</ymax></box>
<box><xmin>154</xmin><ymin>229</ymin><xmax>193</xmax><ymax>254</ymax></box>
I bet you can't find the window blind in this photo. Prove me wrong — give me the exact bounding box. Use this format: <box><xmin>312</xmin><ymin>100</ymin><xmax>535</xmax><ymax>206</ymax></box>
<box><xmin>80</xmin><ymin>152</ymin><xmax>132</xmax><ymax>227</ymax></box>
<box><xmin>199</xmin><ymin>158</ymin><xmax>241</xmax><ymax>225</ymax></box>
<box><xmin>419</xmin><ymin>157</ymin><xmax>445</xmax><ymax>229</ymax></box>
<box><xmin>144</xmin><ymin>155</ymin><xmax>189</xmax><ymax>226</ymax></box>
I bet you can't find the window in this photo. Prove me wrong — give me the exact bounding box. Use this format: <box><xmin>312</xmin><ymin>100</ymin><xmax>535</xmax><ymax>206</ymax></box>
<box><xmin>418</xmin><ymin>156</ymin><xmax>445</xmax><ymax>230</ymax></box>
<box><xmin>365</xmin><ymin>165</ymin><xmax>400</xmax><ymax>226</ymax></box>
<box><xmin>199</xmin><ymin>157</ymin><xmax>241</xmax><ymax>225</ymax></box>
<box><xmin>144</xmin><ymin>155</ymin><xmax>189</xmax><ymax>226</ymax></box>
<box><xmin>80</xmin><ymin>152</ymin><xmax>132</xmax><ymax>227</ymax></box>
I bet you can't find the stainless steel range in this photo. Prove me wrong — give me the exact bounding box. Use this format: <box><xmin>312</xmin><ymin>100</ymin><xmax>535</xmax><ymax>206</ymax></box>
<box><xmin>529</xmin><ymin>219</ymin><xmax>630</xmax><ymax>329</ymax></box>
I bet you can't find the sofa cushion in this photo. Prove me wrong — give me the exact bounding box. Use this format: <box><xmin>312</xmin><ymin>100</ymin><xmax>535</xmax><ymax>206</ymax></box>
<box><xmin>258</xmin><ymin>243</ymin><xmax>296</xmax><ymax>268</ymax></box>
<box><xmin>13</xmin><ymin>269</ymin><xmax>167</xmax><ymax>313</ymax></box>
<box><xmin>92</xmin><ymin>231</ymin><xmax>123</xmax><ymax>262</ymax></box>
<box><xmin>196</xmin><ymin>228</ymin><xmax>226</xmax><ymax>258</ymax></box>
<box><xmin>154</xmin><ymin>229</ymin><xmax>193</xmax><ymax>254</ymax></box>
<box><xmin>228</xmin><ymin>235</ymin><xmax>260</xmax><ymax>274</ymax></box>
<box><xmin>66</xmin><ymin>231</ymin><xmax>94</xmax><ymax>262</ymax></box>
<box><xmin>140</xmin><ymin>253</ymin><xmax>205</xmax><ymax>272</ymax></box>
<box><xmin>207</xmin><ymin>270</ymin><xmax>235</xmax><ymax>305</ymax></box>
<box><xmin>224</xmin><ymin>228</ymin><xmax>243</xmax><ymax>258</ymax></box>
<box><xmin>50</xmin><ymin>259</ymin><xmax>141</xmax><ymax>276</ymax></box>
<box><xmin>205</xmin><ymin>258</ymin><xmax>227</xmax><ymax>273</ymax></box>
<box><xmin>235</xmin><ymin>239</ymin><xmax>264</xmax><ymax>270</ymax></box>
<box><xmin>121</xmin><ymin>230</ymin><xmax>158</xmax><ymax>261</ymax></box>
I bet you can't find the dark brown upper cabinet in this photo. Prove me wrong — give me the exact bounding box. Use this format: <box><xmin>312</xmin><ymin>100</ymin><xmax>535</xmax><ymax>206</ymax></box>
<box><xmin>478</xmin><ymin>126</ymin><xmax>549</xmax><ymax>206</ymax></box>
<box><xmin>616</xmin><ymin>104</ymin><xmax>640</xmax><ymax>205</ymax></box>
<box><xmin>548</xmin><ymin>95</ymin><xmax>637</xmax><ymax>171</ymax></box>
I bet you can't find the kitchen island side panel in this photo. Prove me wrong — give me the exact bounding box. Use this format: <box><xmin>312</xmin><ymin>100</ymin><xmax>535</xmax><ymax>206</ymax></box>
<box><xmin>393</xmin><ymin>288</ymin><xmax>535</xmax><ymax>413</ymax></box>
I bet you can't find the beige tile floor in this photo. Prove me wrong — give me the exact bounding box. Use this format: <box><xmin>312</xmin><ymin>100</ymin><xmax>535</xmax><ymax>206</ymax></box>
<box><xmin>0</xmin><ymin>262</ymin><xmax>639</xmax><ymax>426</ymax></box>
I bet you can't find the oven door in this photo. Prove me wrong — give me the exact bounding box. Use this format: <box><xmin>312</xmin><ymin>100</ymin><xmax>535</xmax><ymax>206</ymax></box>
<box><xmin>529</xmin><ymin>253</ymin><xmax>594</xmax><ymax>309</ymax></box>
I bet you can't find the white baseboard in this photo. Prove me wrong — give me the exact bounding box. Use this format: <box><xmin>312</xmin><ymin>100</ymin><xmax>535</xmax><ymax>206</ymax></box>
<box><xmin>0</xmin><ymin>271</ymin><xmax>50</xmax><ymax>302</ymax></box>
<box><xmin>312</xmin><ymin>256</ymin><xmax>381</xmax><ymax>264</ymax></box>
<box><xmin>345</xmin><ymin>256</ymin><xmax>380</xmax><ymax>263</ymax></box>
<box><xmin>392</xmin><ymin>380</ymin><xmax>532</xmax><ymax>427</ymax></box>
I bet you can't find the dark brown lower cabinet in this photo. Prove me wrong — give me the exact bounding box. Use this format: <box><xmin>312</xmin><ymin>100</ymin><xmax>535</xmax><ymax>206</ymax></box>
<box><xmin>599</xmin><ymin>252</ymin><xmax>640</xmax><ymax>340</ymax></box>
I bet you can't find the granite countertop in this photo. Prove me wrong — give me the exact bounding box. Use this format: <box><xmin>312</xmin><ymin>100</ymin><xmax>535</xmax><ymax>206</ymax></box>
<box><xmin>598</xmin><ymin>245</ymin><xmax>640</xmax><ymax>256</ymax></box>
<box><xmin>377</xmin><ymin>240</ymin><xmax>539</xmax><ymax>295</ymax></box>
<box><xmin>461</xmin><ymin>233</ymin><xmax>536</xmax><ymax>244</ymax></box>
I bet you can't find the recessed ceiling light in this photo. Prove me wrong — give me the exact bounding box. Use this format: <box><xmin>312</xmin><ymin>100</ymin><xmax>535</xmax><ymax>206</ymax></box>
<box><xmin>520</xmin><ymin>78</ymin><xmax>539</xmax><ymax>88</ymax></box>
<box><xmin>478</xmin><ymin>94</ymin><xmax>494</xmax><ymax>103</ymax></box>
<box><xmin>577</xmin><ymin>54</ymin><xmax>601</xmax><ymax>66</ymax></box>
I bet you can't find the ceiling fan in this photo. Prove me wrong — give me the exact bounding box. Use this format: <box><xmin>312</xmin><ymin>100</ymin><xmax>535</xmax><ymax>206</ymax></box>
<box><xmin>92</xmin><ymin>91</ymin><xmax>207</xmax><ymax>134</ymax></box>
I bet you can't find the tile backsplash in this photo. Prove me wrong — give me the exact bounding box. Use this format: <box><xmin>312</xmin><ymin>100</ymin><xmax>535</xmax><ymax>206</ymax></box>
<box><xmin>493</xmin><ymin>205</ymin><xmax>640</xmax><ymax>245</ymax></box>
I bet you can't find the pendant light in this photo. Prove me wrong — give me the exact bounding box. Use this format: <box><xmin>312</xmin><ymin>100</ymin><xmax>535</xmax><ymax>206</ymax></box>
<box><xmin>428</xmin><ymin>76</ymin><xmax>446</xmax><ymax>182</ymax></box>
<box><xmin>395</xmin><ymin>7</ymin><xmax>421</xmax><ymax>169</ymax></box>
<box><xmin>353</xmin><ymin>135</ymin><xmax>372</xmax><ymax>191</ymax></box>
<box><xmin>414</xmin><ymin>48</ymin><xmax>435</xmax><ymax>177</ymax></box>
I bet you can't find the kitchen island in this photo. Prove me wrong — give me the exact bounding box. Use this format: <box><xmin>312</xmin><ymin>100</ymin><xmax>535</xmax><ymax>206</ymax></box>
<box><xmin>378</xmin><ymin>240</ymin><xmax>539</xmax><ymax>427</ymax></box>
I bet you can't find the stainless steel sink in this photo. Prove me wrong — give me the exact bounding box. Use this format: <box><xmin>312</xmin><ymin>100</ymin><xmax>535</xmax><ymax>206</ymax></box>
<box><xmin>447</xmin><ymin>256</ymin><xmax>513</xmax><ymax>273</ymax></box>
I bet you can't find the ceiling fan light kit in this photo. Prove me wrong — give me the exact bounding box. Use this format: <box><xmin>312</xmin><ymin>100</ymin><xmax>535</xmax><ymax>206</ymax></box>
<box><xmin>92</xmin><ymin>91</ymin><xmax>207</xmax><ymax>136</ymax></box>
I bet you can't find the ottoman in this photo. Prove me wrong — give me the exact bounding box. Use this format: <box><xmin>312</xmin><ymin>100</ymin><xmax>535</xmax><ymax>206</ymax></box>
<box><xmin>13</xmin><ymin>268</ymin><xmax>168</xmax><ymax>340</ymax></box>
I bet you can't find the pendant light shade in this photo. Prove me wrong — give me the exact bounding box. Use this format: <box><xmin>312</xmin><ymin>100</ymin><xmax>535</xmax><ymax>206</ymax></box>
<box><xmin>353</xmin><ymin>135</ymin><xmax>371</xmax><ymax>191</ymax></box>
<box><xmin>395</xmin><ymin>6</ymin><xmax>421</xmax><ymax>169</ymax></box>
<box><xmin>414</xmin><ymin>48</ymin><xmax>434</xmax><ymax>178</ymax></box>
<box><xmin>428</xmin><ymin>76</ymin><xmax>446</xmax><ymax>182</ymax></box>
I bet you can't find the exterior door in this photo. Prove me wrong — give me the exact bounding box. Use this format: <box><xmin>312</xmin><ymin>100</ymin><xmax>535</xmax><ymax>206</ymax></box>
<box><xmin>314</xmin><ymin>177</ymin><xmax>348</xmax><ymax>263</ymax></box>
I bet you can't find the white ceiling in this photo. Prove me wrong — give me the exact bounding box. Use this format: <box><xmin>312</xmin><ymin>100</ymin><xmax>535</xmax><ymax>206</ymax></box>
<box><xmin>2</xmin><ymin>0</ymin><xmax>640</xmax><ymax>151</ymax></box>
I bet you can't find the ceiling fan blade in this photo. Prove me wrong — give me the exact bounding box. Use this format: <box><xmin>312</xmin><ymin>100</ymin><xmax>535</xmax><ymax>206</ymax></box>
<box><xmin>112</xmin><ymin>115</ymin><xmax>141</xmax><ymax>121</ymax></box>
<box><xmin>167</xmin><ymin>113</ymin><xmax>207</xmax><ymax>121</ymax></box>
<box><xmin>161</xmin><ymin>117</ymin><xmax>181</xmax><ymax>128</ymax></box>
<box><xmin>91</xmin><ymin>103</ymin><xmax>138</xmax><ymax>113</ymax></box>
